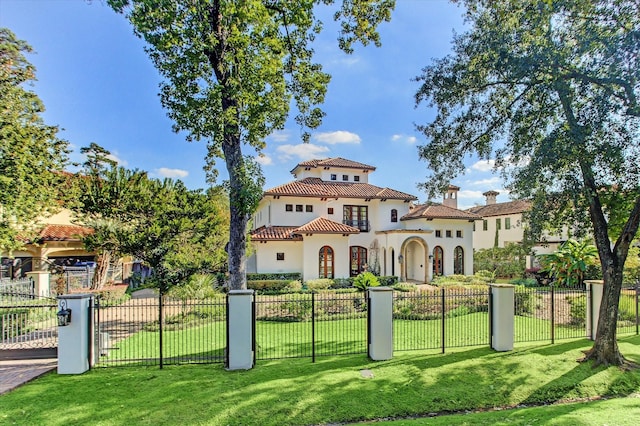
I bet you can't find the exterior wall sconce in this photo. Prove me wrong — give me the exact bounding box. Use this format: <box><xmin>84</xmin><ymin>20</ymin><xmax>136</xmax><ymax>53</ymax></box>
<box><xmin>57</xmin><ymin>299</ymin><xmax>72</xmax><ymax>327</ymax></box>
<box><xmin>398</xmin><ymin>255</ymin><xmax>404</xmax><ymax>264</ymax></box>
<box><xmin>428</xmin><ymin>254</ymin><xmax>434</xmax><ymax>261</ymax></box>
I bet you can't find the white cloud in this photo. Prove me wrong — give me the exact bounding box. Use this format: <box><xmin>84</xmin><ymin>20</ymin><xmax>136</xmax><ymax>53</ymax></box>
<box><xmin>276</xmin><ymin>143</ymin><xmax>330</xmax><ymax>161</ymax></box>
<box><xmin>457</xmin><ymin>189</ymin><xmax>484</xmax><ymax>200</ymax></box>
<box><xmin>390</xmin><ymin>134</ymin><xmax>417</xmax><ymax>144</ymax></box>
<box><xmin>106</xmin><ymin>152</ymin><xmax>128</xmax><ymax>167</ymax></box>
<box><xmin>470</xmin><ymin>159</ymin><xmax>495</xmax><ymax>172</ymax></box>
<box><xmin>255</xmin><ymin>154</ymin><xmax>273</xmax><ymax>166</ymax></box>
<box><xmin>155</xmin><ymin>167</ymin><xmax>189</xmax><ymax>178</ymax></box>
<box><xmin>469</xmin><ymin>176</ymin><xmax>502</xmax><ymax>187</ymax></box>
<box><xmin>313</xmin><ymin>131</ymin><xmax>361</xmax><ymax>145</ymax></box>
<box><xmin>268</xmin><ymin>130</ymin><xmax>291</xmax><ymax>143</ymax></box>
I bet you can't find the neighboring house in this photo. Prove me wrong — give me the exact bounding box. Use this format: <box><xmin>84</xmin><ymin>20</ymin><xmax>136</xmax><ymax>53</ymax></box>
<box><xmin>467</xmin><ymin>191</ymin><xmax>567</xmax><ymax>265</ymax></box>
<box><xmin>249</xmin><ymin>158</ymin><xmax>478</xmax><ymax>283</ymax></box>
<box><xmin>0</xmin><ymin>208</ymin><xmax>95</xmax><ymax>277</ymax></box>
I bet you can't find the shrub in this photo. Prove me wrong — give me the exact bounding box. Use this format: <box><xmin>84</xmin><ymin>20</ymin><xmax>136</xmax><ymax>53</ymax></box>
<box><xmin>514</xmin><ymin>286</ymin><xmax>536</xmax><ymax>315</ymax></box>
<box><xmin>96</xmin><ymin>285</ymin><xmax>131</xmax><ymax>307</ymax></box>
<box><xmin>473</xmin><ymin>245</ymin><xmax>528</xmax><ymax>278</ymax></box>
<box><xmin>618</xmin><ymin>293</ymin><xmax>637</xmax><ymax>323</ymax></box>
<box><xmin>377</xmin><ymin>276</ymin><xmax>399</xmax><ymax>286</ymax></box>
<box><xmin>246</xmin><ymin>272</ymin><xmax>302</xmax><ymax>281</ymax></box>
<box><xmin>353</xmin><ymin>272</ymin><xmax>380</xmax><ymax>291</ymax></box>
<box><xmin>330</xmin><ymin>278</ymin><xmax>353</xmax><ymax>289</ymax></box>
<box><xmin>247</xmin><ymin>280</ymin><xmax>289</xmax><ymax>291</ymax></box>
<box><xmin>567</xmin><ymin>295</ymin><xmax>586</xmax><ymax>326</ymax></box>
<box><xmin>509</xmin><ymin>277</ymin><xmax>538</xmax><ymax>288</ymax></box>
<box><xmin>445</xmin><ymin>305</ymin><xmax>470</xmax><ymax>318</ymax></box>
<box><xmin>305</xmin><ymin>279</ymin><xmax>333</xmax><ymax>291</ymax></box>
<box><xmin>392</xmin><ymin>282</ymin><xmax>418</xmax><ymax>292</ymax></box>
<box><xmin>285</xmin><ymin>280</ymin><xmax>303</xmax><ymax>291</ymax></box>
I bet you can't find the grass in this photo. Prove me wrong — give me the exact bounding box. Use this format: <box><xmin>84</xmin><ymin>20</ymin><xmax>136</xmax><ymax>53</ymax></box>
<box><xmin>1</xmin><ymin>336</ymin><xmax>639</xmax><ymax>425</ymax></box>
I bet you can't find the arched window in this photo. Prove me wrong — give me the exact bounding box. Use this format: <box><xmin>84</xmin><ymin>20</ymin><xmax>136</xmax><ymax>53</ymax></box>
<box><xmin>390</xmin><ymin>209</ymin><xmax>398</xmax><ymax>223</ymax></box>
<box><xmin>433</xmin><ymin>246</ymin><xmax>443</xmax><ymax>276</ymax></box>
<box><xmin>454</xmin><ymin>246</ymin><xmax>464</xmax><ymax>275</ymax></box>
<box><xmin>319</xmin><ymin>246</ymin><xmax>334</xmax><ymax>279</ymax></box>
<box><xmin>350</xmin><ymin>246</ymin><xmax>368</xmax><ymax>277</ymax></box>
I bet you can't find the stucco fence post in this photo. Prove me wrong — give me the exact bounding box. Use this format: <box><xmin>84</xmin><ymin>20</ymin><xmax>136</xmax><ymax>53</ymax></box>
<box><xmin>26</xmin><ymin>270</ymin><xmax>50</xmax><ymax>297</ymax></box>
<box><xmin>368</xmin><ymin>286</ymin><xmax>393</xmax><ymax>361</ymax></box>
<box><xmin>226</xmin><ymin>289</ymin><xmax>255</xmax><ymax>370</ymax></box>
<box><xmin>585</xmin><ymin>280</ymin><xmax>604</xmax><ymax>340</ymax></box>
<box><xmin>57</xmin><ymin>294</ymin><xmax>93</xmax><ymax>374</ymax></box>
<box><xmin>489</xmin><ymin>284</ymin><xmax>515</xmax><ymax>351</ymax></box>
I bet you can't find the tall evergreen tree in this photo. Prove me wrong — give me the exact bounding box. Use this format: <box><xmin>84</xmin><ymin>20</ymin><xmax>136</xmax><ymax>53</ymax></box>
<box><xmin>0</xmin><ymin>28</ymin><xmax>69</xmax><ymax>253</ymax></box>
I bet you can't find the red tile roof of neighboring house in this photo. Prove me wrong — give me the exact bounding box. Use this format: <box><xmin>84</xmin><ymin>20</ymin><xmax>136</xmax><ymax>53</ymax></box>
<box><xmin>467</xmin><ymin>200</ymin><xmax>531</xmax><ymax>217</ymax></box>
<box><xmin>264</xmin><ymin>178</ymin><xmax>417</xmax><ymax>201</ymax></box>
<box><xmin>292</xmin><ymin>157</ymin><xmax>376</xmax><ymax>173</ymax></box>
<box><xmin>251</xmin><ymin>217</ymin><xmax>360</xmax><ymax>241</ymax></box>
<box><xmin>401</xmin><ymin>203</ymin><xmax>481</xmax><ymax>221</ymax></box>
<box><xmin>37</xmin><ymin>224</ymin><xmax>94</xmax><ymax>242</ymax></box>
<box><xmin>294</xmin><ymin>217</ymin><xmax>360</xmax><ymax>234</ymax></box>
<box><xmin>251</xmin><ymin>226</ymin><xmax>303</xmax><ymax>242</ymax></box>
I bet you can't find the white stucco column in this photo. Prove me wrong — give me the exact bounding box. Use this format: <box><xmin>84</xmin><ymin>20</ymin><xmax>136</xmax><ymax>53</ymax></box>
<box><xmin>26</xmin><ymin>270</ymin><xmax>50</xmax><ymax>297</ymax></box>
<box><xmin>368</xmin><ymin>287</ymin><xmax>393</xmax><ymax>361</ymax></box>
<box><xmin>57</xmin><ymin>294</ymin><xmax>93</xmax><ymax>374</ymax></box>
<box><xmin>227</xmin><ymin>290</ymin><xmax>254</xmax><ymax>370</ymax></box>
<box><xmin>490</xmin><ymin>284</ymin><xmax>514</xmax><ymax>351</ymax></box>
<box><xmin>585</xmin><ymin>280</ymin><xmax>604</xmax><ymax>340</ymax></box>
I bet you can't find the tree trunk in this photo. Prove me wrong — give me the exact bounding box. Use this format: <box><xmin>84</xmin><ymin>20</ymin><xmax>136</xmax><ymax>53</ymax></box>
<box><xmin>91</xmin><ymin>251</ymin><xmax>111</xmax><ymax>290</ymax></box>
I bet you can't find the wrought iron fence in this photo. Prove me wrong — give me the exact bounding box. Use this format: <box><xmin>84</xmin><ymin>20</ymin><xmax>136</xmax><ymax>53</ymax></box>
<box><xmin>254</xmin><ymin>292</ymin><xmax>368</xmax><ymax>361</ymax></box>
<box><xmin>0</xmin><ymin>278</ymin><xmax>35</xmax><ymax>298</ymax></box>
<box><xmin>393</xmin><ymin>287</ymin><xmax>490</xmax><ymax>352</ymax></box>
<box><xmin>617</xmin><ymin>284</ymin><xmax>639</xmax><ymax>336</ymax></box>
<box><xmin>0</xmin><ymin>293</ymin><xmax>58</xmax><ymax>351</ymax></box>
<box><xmin>95</xmin><ymin>293</ymin><xmax>226</xmax><ymax>367</ymax></box>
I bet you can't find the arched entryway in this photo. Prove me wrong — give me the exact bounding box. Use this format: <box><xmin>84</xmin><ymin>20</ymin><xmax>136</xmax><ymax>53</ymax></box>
<box><xmin>399</xmin><ymin>237</ymin><xmax>428</xmax><ymax>283</ymax></box>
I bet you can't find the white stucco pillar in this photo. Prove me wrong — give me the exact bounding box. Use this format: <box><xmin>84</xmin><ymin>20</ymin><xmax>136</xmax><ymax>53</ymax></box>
<box><xmin>368</xmin><ymin>287</ymin><xmax>393</xmax><ymax>361</ymax></box>
<box><xmin>26</xmin><ymin>270</ymin><xmax>50</xmax><ymax>297</ymax></box>
<box><xmin>57</xmin><ymin>294</ymin><xmax>93</xmax><ymax>374</ymax></box>
<box><xmin>585</xmin><ymin>280</ymin><xmax>604</xmax><ymax>340</ymax></box>
<box><xmin>227</xmin><ymin>290</ymin><xmax>254</xmax><ymax>370</ymax></box>
<box><xmin>490</xmin><ymin>284</ymin><xmax>514</xmax><ymax>351</ymax></box>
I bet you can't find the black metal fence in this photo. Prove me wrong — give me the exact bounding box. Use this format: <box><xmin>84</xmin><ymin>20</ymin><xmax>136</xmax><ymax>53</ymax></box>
<box><xmin>93</xmin><ymin>285</ymin><xmax>639</xmax><ymax>368</ymax></box>
<box><xmin>0</xmin><ymin>292</ymin><xmax>58</xmax><ymax>355</ymax></box>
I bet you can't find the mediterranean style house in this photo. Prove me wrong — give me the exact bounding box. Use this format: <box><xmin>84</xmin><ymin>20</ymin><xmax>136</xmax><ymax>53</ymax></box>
<box><xmin>0</xmin><ymin>208</ymin><xmax>95</xmax><ymax>278</ymax></box>
<box><xmin>467</xmin><ymin>190</ymin><xmax>567</xmax><ymax>265</ymax></box>
<box><xmin>249</xmin><ymin>158</ymin><xmax>479</xmax><ymax>283</ymax></box>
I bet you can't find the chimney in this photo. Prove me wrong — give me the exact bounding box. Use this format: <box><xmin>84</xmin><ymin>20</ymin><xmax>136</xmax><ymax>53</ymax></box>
<box><xmin>442</xmin><ymin>185</ymin><xmax>460</xmax><ymax>209</ymax></box>
<box><xmin>483</xmin><ymin>190</ymin><xmax>499</xmax><ymax>205</ymax></box>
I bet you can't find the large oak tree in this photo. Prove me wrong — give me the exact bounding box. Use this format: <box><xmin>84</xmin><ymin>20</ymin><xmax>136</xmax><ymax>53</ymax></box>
<box><xmin>415</xmin><ymin>0</ymin><xmax>639</xmax><ymax>366</ymax></box>
<box><xmin>107</xmin><ymin>0</ymin><xmax>394</xmax><ymax>290</ymax></box>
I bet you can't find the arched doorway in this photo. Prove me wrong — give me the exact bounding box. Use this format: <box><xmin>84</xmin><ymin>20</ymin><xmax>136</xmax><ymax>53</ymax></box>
<box><xmin>400</xmin><ymin>237</ymin><xmax>428</xmax><ymax>283</ymax></box>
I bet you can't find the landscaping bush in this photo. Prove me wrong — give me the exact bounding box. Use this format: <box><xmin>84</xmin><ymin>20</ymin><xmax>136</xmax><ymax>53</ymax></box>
<box><xmin>514</xmin><ymin>286</ymin><xmax>536</xmax><ymax>315</ymax></box>
<box><xmin>285</xmin><ymin>280</ymin><xmax>303</xmax><ymax>291</ymax></box>
<box><xmin>0</xmin><ymin>307</ymin><xmax>30</xmax><ymax>339</ymax></box>
<box><xmin>305</xmin><ymin>278</ymin><xmax>333</xmax><ymax>291</ymax></box>
<box><xmin>95</xmin><ymin>285</ymin><xmax>131</xmax><ymax>307</ymax></box>
<box><xmin>167</xmin><ymin>274</ymin><xmax>219</xmax><ymax>301</ymax></box>
<box><xmin>246</xmin><ymin>272</ymin><xmax>302</xmax><ymax>281</ymax></box>
<box><xmin>353</xmin><ymin>272</ymin><xmax>380</xmax><ymax>291</ymax></box>
<box><xmin>567</xmin><ymin>295</ymin><xmax>586</xmax><ymax>326</ymax></box>
<box><xmin>473</xmin><ymin>245</ymin><xmax>528</xmax><ymax>278</ymax></box>
<box><xmin>618</xmin><ymin>293</ymin><xmax>637</xmax><ymax>323</ymax></box>
<box><xmin>247</xmin><ymin>280</ymin><xmax>290</xmax><ymax>291</ymax></box>
<box><xmin>330</xmin><ymin>278</ymin><xmax>353</xmax><ymax>289</ymax></box>
<box><xmin>509</xmin><ymin>277</ymin><xmax>539</xmax><ymax>288</ymax></box>
<box><xmin>377</xmin><ymin>276</ymin><xmax>399</xmax><ymax>286</ymax></box>
<box><xmin>392</xmin><ymin>282</ymin><xmax>418</xmax><ymax>292</ymax></box>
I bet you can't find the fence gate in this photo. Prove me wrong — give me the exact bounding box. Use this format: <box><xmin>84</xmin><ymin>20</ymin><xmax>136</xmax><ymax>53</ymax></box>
<box><xmin>0</xmin><ymin>290</ymin><xmax>58</xmax><ymax>360</ymax></box>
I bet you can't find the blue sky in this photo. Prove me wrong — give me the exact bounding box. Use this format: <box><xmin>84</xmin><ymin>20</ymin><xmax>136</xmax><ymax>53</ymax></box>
<box><xmin>1</xmin><ymin>0</ymin><xmax>509</xmax><ymax>209</ymax></box>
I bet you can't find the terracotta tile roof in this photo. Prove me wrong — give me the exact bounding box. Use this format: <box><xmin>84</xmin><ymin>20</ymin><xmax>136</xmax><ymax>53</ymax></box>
<box><xmin>401</xmin><ymin>203</ymin><xmax>481</xmax><ymax>221</ymax></box>
<box><xmin>264</xmin><ymin>177</ymin><xmax>417</xmax><ymax>201</ymax></box>
<box><xmin>294</xmin><ymin>217</ymin><xmax>360</xmax><ymax>234</ymax></box>
<box><xmin>292</xmin><ymin>157</ymin><xmax>376</xmax><ymax>173</ymax></box>
<box><xmin>37</xmin><ymin>224</ymin><xmax>94</xmax><ymax>242</ymax></box>
<box><xmin>467</xmin><ymin>200</ymin><xmax>531</xmax><ymax>217</ymax></box>
<box><xmin>251</xmin><ymin>226</ymin><xmax>303</xmax><ymax>242</ymax></box>
<box><xmin>251</xmin><ymin>218</ymin><xmax>360</xmax><ymax>241</ymax></box>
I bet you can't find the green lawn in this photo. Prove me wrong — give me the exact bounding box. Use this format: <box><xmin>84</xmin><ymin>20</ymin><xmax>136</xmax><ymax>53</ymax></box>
<box><xmin>2</xmin><ymin>336</ymin><xmax>639</xmax><ymax>425</ymax></box>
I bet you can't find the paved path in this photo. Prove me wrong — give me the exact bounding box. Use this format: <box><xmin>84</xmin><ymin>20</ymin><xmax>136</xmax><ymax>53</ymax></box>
<box><xmin>0</xmin><ymin>358</ymin><xmax>57</xmax><ymax>395</ymax></box>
